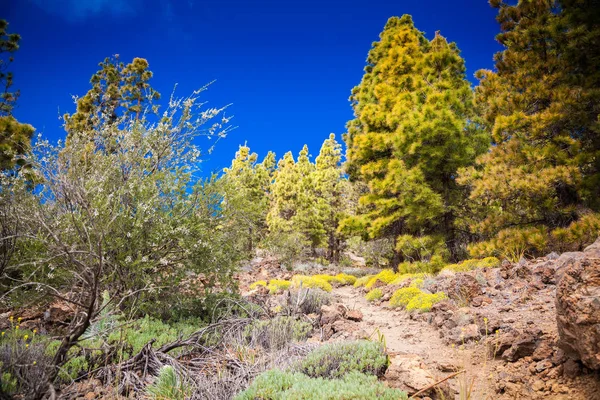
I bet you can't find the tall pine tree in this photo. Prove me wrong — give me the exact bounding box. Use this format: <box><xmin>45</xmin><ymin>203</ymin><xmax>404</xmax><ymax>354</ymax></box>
<box><xmin>343</xmin><ymin>15</ymin><xmax>487</xmax><ymax>269</ymax></box>
<box><xmin>0</xmin><ymin>20</ymin><xmax>34</xmax><ymax>171</ymax></box>
<box><xmin>458</xmin><ymin>0</ymin><xmax>600</xmax><ymax>253</ymax></box>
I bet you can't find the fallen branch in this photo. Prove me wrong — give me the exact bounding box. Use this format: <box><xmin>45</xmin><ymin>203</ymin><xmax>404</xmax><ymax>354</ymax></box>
<box><xmin>409</xmin><ymin>369</ymin><xmax>465</xmax><ymax>399</ymax></box>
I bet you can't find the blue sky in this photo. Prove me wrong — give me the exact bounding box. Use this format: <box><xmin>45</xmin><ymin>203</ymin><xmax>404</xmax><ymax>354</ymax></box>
<box><xmin>5</xmin><ymin>0</ymin><xmax>502</xmax><ymax>174</ymax></box>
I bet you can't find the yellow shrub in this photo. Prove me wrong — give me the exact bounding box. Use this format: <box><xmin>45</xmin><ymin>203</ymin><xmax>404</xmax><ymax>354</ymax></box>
<box><xmin>389</xmin><ymin>287</ymin><xmax>422</xmax><ymax>308</ymax></box>
<box><xmin>365</xmin><ymin>288</ymin><xmax>383</xmax><ymax>302</ymax></box>
<box><xmin>353</xmin><ymin>275</ymin><xmax>374</xmax><ymax>287</ymax></box>
<box><xmin>405</xmin><ymin>292</ymin><xmax>447</xmax><ymax>313</ymax></box>
<box><xmin>334</xmin><ymin>273</ymin><xmax>357</xmax><ymax>285</ymax></box>
<box><xmin>267</xmin><ymin>279</ymin><xmax>291</xmax><ymax>294</ymax></box>
<box><xmin>409</xmin><ymin>278</ymin><xmax>424</xmax><ymax>288</ymax></box>
<box><xmin>365</xmin><ymin>269</ymin><xmax>397</xmax><ymax>289</ymax></box>
<box><xmin>249</xmin><ymin>280</ymin><xmax>267</xmax><ymax>290</ymax></box>
<box><xmin>551</xmin><ymin>213</ymin><xmax>600</xmax><ymax>251</ymax></box>
<box><xmin>468</xmin><ymin>226</ymin><xmax>548</xmax><ymax>261</ymax></box>
<box><xmin>388</xmin><ymin>273</ymin><xmax>427</xmax><ymax>286</ymax></box>
<box><xmin>443</xmin><ymin>257</ymin><xmax>500</xmax><ymax>273</ymax></box>
<box><xmin>291</xmin><ymin>275</ymin><xmax>333</xmax><ymax>292</ymax></box>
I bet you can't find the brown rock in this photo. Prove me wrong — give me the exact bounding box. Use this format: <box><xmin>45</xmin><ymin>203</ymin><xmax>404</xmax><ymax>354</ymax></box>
<box><xmin>84</xmin><ymin>392</ymin><xmax>96</xmax><ymax>400</ymax></box>
<box><xmin>448</xmin><ymin>273</ymin><xmax>482</xmax><ymax>303</ymax></box>
<box><xmin>555</xmin><ymin>256</ymin><xmax>600</xmax><ymax>370</ymax></box>
<box><xmin>445</xmin><ymin>324</ymin><xmax>481</xmax><ymax>345</ymax></box>
<box><xmin>532</xmin><ymin>342</ymin><xmax>554</xmax><ymax>361</ymax></box>
<box><xmin>346</xmin><ymin>309</ymin><xmax>363</xmax><ymax>322</ymax></box>
<box><xmin>562</xmin><ymin>358</ymin><xmax>582</xmax><ymax>378</ymax></box>
<box><xmin>319</xmin><ymin>304</ymin><xmax>344</xmax><ymax>326</ymax></box>
<box><xmin>533</xmin><ymin>264</ymin><xmax>556</xmax><ymax>284</ymax></box>
<box><xmin>385</xmin><ymin>354</ymin><xmax>452</xmax><ymax>397</ymax></box>
<box><xmin>471</xmin><ymin>295</ymin><xmax>492</xmax><ymax>307</ymax></box>
<box><xmin>501</xmin><ymin>332</ymin><xmax>538</xmax><ymax>362</ymax></box>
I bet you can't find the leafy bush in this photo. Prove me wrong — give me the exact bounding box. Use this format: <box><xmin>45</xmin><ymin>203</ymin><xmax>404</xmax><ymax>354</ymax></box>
<box><xmin>235</xmin><ymin>369</ymin><xmax>407</xmax><ymax>400</ymax></box>
<box><xmin>389</xmin><ymin>287</ymin><xmax>422</xmax><ymax>308</ymax></box>
<box><xmin>443</xmin><ymin>257</ymin><xmax>500</xmax><ymax>273</ymax></box>
<box><xmin>249</xmin><ymin>280</ymin><xmax>267</xmax><ymax>290</ymax></box>
<box><xmin>291</xmin><ymin>275</ymin><xmax>332</xmax><ymax>292</ymax></box>
<box><xmin>267</xmin><ymin>279</ymin><xmax>291</xmax><ymax>294</ymax></box>
<box><xmin>396</xmin><ymin>256</ymin><xmax>447</xmax><ymax>274</ymax></box>
<box><xmin>244</xmin><ymin>316</ymin><xmax>312</xmax><ymax>350</ymax></box>
<box><xmin>395</xmin><ymin>234</ymin><xmax>449</xmax><ymax>263</ymax></box>
<box><xmin>314</xmin><ymin>273</ymin><xmax>357</xmax><ymax>286</ymax></box>
<box><xmin>364</xmin><ymin>269</ymin><xmax>397</xmax><ymax>289</ymax></box>
<box><xmin>405</xmin><ymin>292</ymin><xmax>447</xmax><ymax>313</ymax></box>
<box><xmin>353</xmin><ymin>274</ymin><xmax>374</xmax><ymax>287</ymax></box>
<box><xmin>295</xmin><ymin>340</ymin><xmax>388</xmax><ymax>379</ymax></box>
<box><xmin>365</xmin><ymin>288</ymin><xmax>383</xmax><ymax>302</ymax></box>
<box><xmin>146</xmin><ymin>366</ymin><xmax>191</xmax><ymax>400</ymax></box>
<box><xmin>409</xmin><ymin>278</ymin><xmax>424</xmax><ymax>288</ymax></box>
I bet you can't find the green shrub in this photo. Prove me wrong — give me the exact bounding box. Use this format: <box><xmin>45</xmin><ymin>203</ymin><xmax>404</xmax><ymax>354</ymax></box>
<box><xmin>245</xmin><ymin>316</ymin><xmax>312</xmax><ymax>350</ymax></box>
<box><xmin>551</xmin><ymin>213</ymin><xmax>600</xmax><ymax>251</ymax></box>
<box><xmin>146</xmin><ymin>366</ymin><xmax>191</xmax><ymax>400</ymax></box>
<box><xmin>409</xmin><ymin>278</ymin><xmax>424</xmax><ymax>288</ymax></box>
<box><xmin>388</xmin><ymin>272</ymin><xmax>427</xmax><ymax>286</ymax></box>
<box><xmin>468</xmin><ymin>226</ymin><xmax>548</xmax><ymax>261</ymax></box>
<box><xmin>291</xmin><ymin>275</ymin><xmax>332</xmax><ymax>292</ymax></box>
<box><xmin>296</xmin><ymin>340</ymin><xmax>388</xmax><ymax>379</ymax></box>
<box><xmin>405</xmin><ymin>292</ymin><xmax>447</xmax><ymax>313</ymax></box>
<box><xmin>236</xmin><ymin>370</ymin><xmax>407</xmax><ymax>400</ymax></box>
<box><xmin>365</xmin><ymin>288</ymin><xmax>383</xmax><ymax>302</ymax></box>
<box><xmin>389</xmin><ymin>287</ymin><xmax>422</xmax><ymax>308</ymax></box>
<box><xmin>286</xmin><ymin>288</ymin><xmax>331</xmax><ymax>315</ymax></box>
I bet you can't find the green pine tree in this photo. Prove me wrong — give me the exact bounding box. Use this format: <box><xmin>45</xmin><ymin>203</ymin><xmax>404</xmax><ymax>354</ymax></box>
<box><xmin>0</xmin><ymin>20</ymin><xmax>34</xmax><ymax>171</ymax></box>
<box><xmin>458</xmin><ymin>0</ymin><xmax>600</xmax><ymax>256</ymax></box>
<box><xmin>221</xmin><ymin>144</ymin><xmax>275</xmax><ymax>253</ymax></box>
<box><xmin>342</xmin><ymin>15</ymin><xmax>487</xmax><ymax>269</ymax></box>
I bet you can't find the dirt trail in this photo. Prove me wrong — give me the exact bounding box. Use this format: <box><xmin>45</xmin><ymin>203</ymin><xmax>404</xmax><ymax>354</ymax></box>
<box><xmin>332</xmin><ymin>285</ymin><xmax>493</xmax><ymax>399</ymax></box>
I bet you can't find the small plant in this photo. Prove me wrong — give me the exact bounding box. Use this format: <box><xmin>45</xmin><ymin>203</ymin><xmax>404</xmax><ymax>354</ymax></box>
<box><xmin>365</xmin><ymin>288</ymin><xmax>383</xmax><ymax>302</ymax></box>
<box><xmin>364</xmin><ymin>269</ymin><xmax>397</xmax><ymax>289</ymax></box>
<box><xmin>235</xmin><ymin>369</ymin><xmax>407</xmax><ymax>400</ymax></box>
<box><xmin>291</xmin><ymin>275</ymin><xmax>332</xmax><ymax>292</ymax></box>
<box><xmin>286</xmin><ymin>288</ymin><xmax>331</xmax><ymax>315</ymax></box>
<box><xmin>405</xmin><ymin>292</ymin><xmax>447</xmax><ymax>312</ymax></box>
<box><xmin>389</xmin><ymin>287</ymin><xmax>422</xmax><ymax>308</ymax></box>
<box><xmin>443</xmin><ymin>257</ymin><xmax>500</xmax><ymax>273</ymax></box>
<box><xmin>244</xmin><ymin>316</ymin><xmax>312</xmax><ymax>350</ymax></box>
<box><xmin>295</xmin><ymin>340</ymin><xmax>388</xmax><ymax>379</ymax></box>
<box><xmin>388</xmin><ymin>272</ymin><xmax>427</xmax><ymax>285</ymax></box>
<box><xmin>267</xmin><ymin>279</ymin><xmax>291</xmax><ymax>294</ymax></box>
<box><xmin>353</xmin><ymin>274</ymin><xmax>374</xmax><ymax>287</ymax></box>
<box><xmin>146</xmin><ymin>366</ymin><xmax>191</xmax><ymax>400</ymax></box>
<box><xmin>249</xmin><ymin>280</ymin><xmax>267</xmax><ymax>290</ymax></box>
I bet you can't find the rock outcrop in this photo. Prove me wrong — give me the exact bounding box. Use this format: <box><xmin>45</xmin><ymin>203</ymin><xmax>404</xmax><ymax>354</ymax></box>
<box><xmin>555</xmin><ymin>238</ymin><xmax>600</xmax><ymax>370</ymax></box>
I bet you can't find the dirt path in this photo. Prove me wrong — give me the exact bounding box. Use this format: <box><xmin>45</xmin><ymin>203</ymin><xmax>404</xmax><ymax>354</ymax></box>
<box><xmin>332</xmin><ymin>285</ymin><xmax>494</xmax><ymax>399</ymax></box>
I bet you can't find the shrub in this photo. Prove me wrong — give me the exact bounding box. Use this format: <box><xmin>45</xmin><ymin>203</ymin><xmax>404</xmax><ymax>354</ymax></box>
<box><xmin>468</xmin><ymin>226</ymin><xmax>548</xmax><ymax>261</ymax></box>
<box><xmin>353</xmin><ymin>274</ymin><xmax>374</xmax><ymax>287</ymax></box>
<box><xmin>409</xmin><ymin>278</ymin><xmax>424</xmax><ymax>288</ymax></box>
<box><xmin>551</xmin><ymin>213</ymin><xmax>600</xmax><ymax>252</ymax></box>
<box><xmin>332</xmin><ymin>273</ymin><xmax>357</xmax><ymax>286</ymax></box>
<box><xmin>267</xmin><ymin>279</ymin><xmax>291</xmax><ymax>294</ymax></box>
<box><xmin>389</xmin><ymin>287</ymin><xmax>422</xmax><ymax>308</ymax></box>
<box><xmin>146</xmin><ymin>366</ymin><xmax>191</xmax><ymax>400</ymax></box>
<box><xmin>235</xmin><ymin>370</ymin><xmax>407</xmax><ymax>400</ymax></box>
<box><xmin>286</xmin><ymin>288</ymin><xmax>331</xmax><ymax>315</ymax></box>
<box><xmin>443</xmin><ymin>257</ymin><xmax>500</xmax><ymax>273</ymax></box>
<box><xmin>405</xmin><ymin>292</ymin><xmax>447</xmax><ymax>313</ymax></box>
<box><xmin>364</xmin><ymin>269</ymin><xmax>397</xmax><ymax>289</ymax></box>
<box><xmin>295</xmin><ymin>340</ymin><xmax>388</xmax><ymax>379</ymax></box>
<box><xmin>396</xmin><ymin>256</ymin><xmax>447</xmax><ymax>274</ymax></box>
<box><xmin>365</xmin><ymin>288</ymin><xmax>383</xmax><ymax>302</ymax></box>
<box><xmin>291</xmin><ymin>275</ymin><xmax>332</xmax><ymax>292</ymax></box>
<box><xmin>249</xmin><ymin>280</ymin><xmax>267</xmax><ymax>290</ymax></box>
<box><xmin>245</xmin><ymin>316</ymin><xmax>312</xmax><ymax>350</ymax></box>
<box><xmin>388</xmin><ymin>272</ymin><xmax>427</xmax><ymax>286</ymax></box>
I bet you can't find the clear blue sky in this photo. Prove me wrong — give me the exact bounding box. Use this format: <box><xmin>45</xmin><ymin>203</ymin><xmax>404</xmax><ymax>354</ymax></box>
<box><xmin>5</xmin><ymin>0</ymin><xmax>502</xmax><ymax>174</ymax></box>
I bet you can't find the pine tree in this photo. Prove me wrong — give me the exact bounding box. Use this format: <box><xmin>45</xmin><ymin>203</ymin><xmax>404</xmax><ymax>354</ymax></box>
<box><xmin>343</xmin><ymin>15</ymin><xmax>486</xmax><ymax>268</ymax></box>
<box><xmin>458</xmin><ymin>0</ymin><xmax>600</xmax><ymax>250</ymax></box>
<box><xmin>64</xmin><ymin>56</ymin><xmax>159</xmax><ymax>138</ymax></box>
<box><xmin>221</xmin><ymin>144</ymin><xmax>275</xmax><ymax>252</ymax></box>
<box><xmin>314</xmin><ymin>133</ymin><xmax>349</xmax><ymax>262</ymax></box>
<box><xmin>0</xmin><ymin>20</ymin><xmax>34</xmax><ymax>171</ymax></box>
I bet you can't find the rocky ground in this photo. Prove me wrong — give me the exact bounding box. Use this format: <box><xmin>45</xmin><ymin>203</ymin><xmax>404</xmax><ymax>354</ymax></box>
<box><xmin>240</xmin><ymin>241</ymin><xmax>600</xmax><ymax>399</ymax></box>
